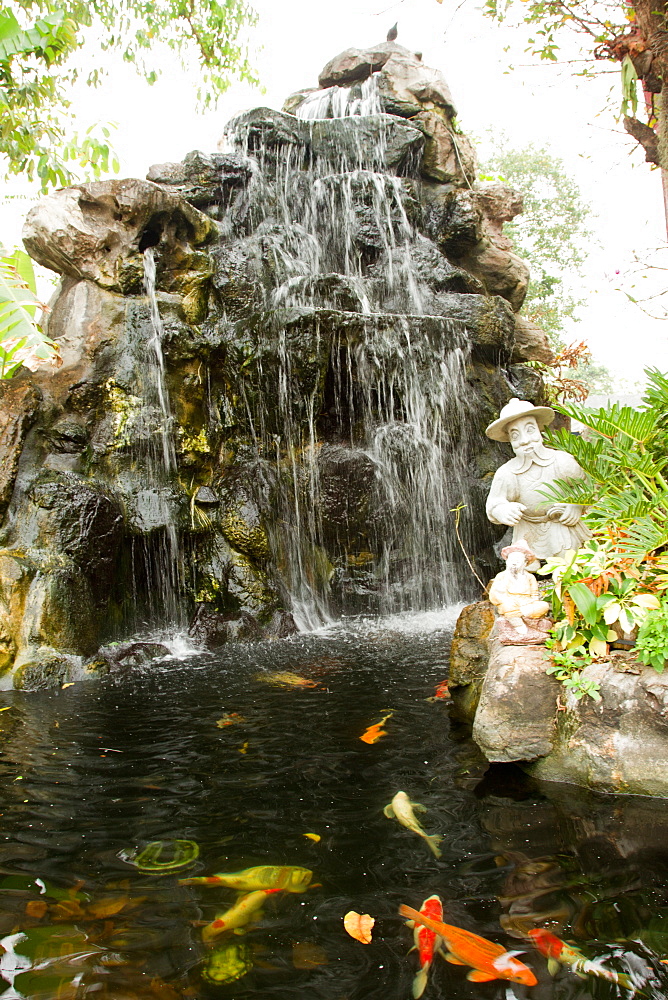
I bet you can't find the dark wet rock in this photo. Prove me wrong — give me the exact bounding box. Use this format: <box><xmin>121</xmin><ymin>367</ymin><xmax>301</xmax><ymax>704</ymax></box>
<box><xmin>12</xmin><ymin>648</ymin><xmax>83</xmax><ymax>691</ymax></box>
<box><xmin>189</xmin><ymin>603</ymin><xmax>262</xmax><ymax>647</ymax></box>
<box><xmin>317</xmin><ymin>445</ymin><xmax>380</xmax><ymax>548</ymax></box>
<box><xmin>318</xmin><ymin>42</ymin><xmax>406</xmax><ymax>87</ymax></box>
<box><xmin>27</xmin><ymin>472</ymin><xmax>123</xmax><ymax>574</ymax></box>
<box><xmin>0</xmin><ymin>375</ymin><xmax>41</xmax><ymax>520</ymax></box>
<box><xmin>222</xmin><ymin>108</ymin><xmax>424</xmax><ymax>176</ymax></box>
<box><xmin>147</xmin><ymin>150</ymin><xmax>253</xmax><ymax>215</ymax></box>
<box><xmin>449</xmin><ymin>601</ymin><xmax>495</xmax><ymax>722</ymax></box>
<box><xmin>194</xmin><ymin>487</ymin><xmax>219</xmax><ymax>506</ymax></box>
<box><xmin>420</xmin><ymin>186</ymin><xmax>483</xmax><ymax>258</ymax></box>
<box><xmin>263</xmin><ymin>609</ymin><xmax>298</xmax><ymax>638</ymax></box>
<box><xmin>95</xmin><ymin>641</ymin><xmax>171</xmax><ymax>671</ymax></box>
<box><xmin>44</xmin><ymin>417</ymin><xmax>88</xmax><ymax>453</ymax></box>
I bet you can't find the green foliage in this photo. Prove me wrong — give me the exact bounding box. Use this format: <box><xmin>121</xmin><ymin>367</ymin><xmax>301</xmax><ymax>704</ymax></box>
<box><xmin>481</xmin><ymin>139</ymin><xmax>594</xmax><ymax>345</ymax></box>
<box><xmin>544</xmin><ymin>638</ymin><xmax>601</xmax><ymax>700</ymax></box>
<box><xmin>538</xmin><ymin>539</ymin><xmax>659</xmax><ymax>657</ymax></box>
<box><xmin>635</xmin><ymin>603</ymin><xmax>668</xmax><ymax>673</ymax></box>
<box><xmin>1</xmin><ymin>0</ymin><xmax>258</xmax><ymax>190</ymax></box>
<box><xmin>542</xmin><ymin>369</ymin><xmax>668</xmax><ymax>555</ymax></box>
<box><xmin>0</xmin><ymin>244</ymin><xmax>58</xmax><ymax>376</ymax></box>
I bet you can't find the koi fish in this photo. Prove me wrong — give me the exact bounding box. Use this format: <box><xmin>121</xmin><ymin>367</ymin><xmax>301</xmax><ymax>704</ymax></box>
<box><xmin>425</xmin><ymin>680</ymin><xmax>450</xmax><ymax>703</ymax></box>
<box><xmin>528</xmin><ymin>928</ymin><xmax>633</xmax><ymax>989</ymax></box>
<box><xmin>202</xmin><ymin>888</ymin><xmax>279</xmax><ymax>942</ymax></box>
<box><xmin>406</xmin><ymin>895</ymin><xmax>444</xmax><ymax>998</ymax></box>
<box><xmin>360</xmin><ymin>711</ymin><xmax>393</xmax><ymax>744</ymax></box>
<box><xmin>399</xmin><ymin>904</ymin><xmax>537</xmax><ymax>986</ymax></box>
<box><xmin>255</xmin><ymin>671</ymin><xmax>319</xmax><ymax>688</ymax></box>
<box><xmin>179</xmin><ymin>864</ymin><xmax>313</xmax><ymax>893</ymax></box>
<box><xmin>216</xmin><ymin>712</ymin><xmax>246</xmax><ymax>727</ymax></box>
<box><xmin>202</xmin><ymin>939</ymin><xmax>254</xmax><ymax>983</ymax></box>
<box><xmin>383</xmin><ymin>791</ymin><xmax>442</xmax><ymax>859</ymax></box>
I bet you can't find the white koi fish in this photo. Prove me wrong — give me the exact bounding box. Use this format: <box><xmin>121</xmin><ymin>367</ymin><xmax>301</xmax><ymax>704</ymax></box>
<box><xmin>383</xmin><ymin>791</ymin><xmax>442</xmax><ymax>859</ymax></box>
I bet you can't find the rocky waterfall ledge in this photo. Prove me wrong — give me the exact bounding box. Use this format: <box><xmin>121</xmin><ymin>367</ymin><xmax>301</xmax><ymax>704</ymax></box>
<box><xmin>0</xmin><ymin>42</ymin><xmax>551</xmax><ymax>689</ymax></box>
<box><xmin>450</xmin><ymin>602</ymin><xmax>668</xmax><ymax>797</ymax></box>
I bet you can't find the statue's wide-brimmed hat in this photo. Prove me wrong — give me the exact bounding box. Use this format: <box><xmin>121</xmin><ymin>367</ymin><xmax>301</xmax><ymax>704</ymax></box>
<box><xmin>485</xmin><ymin>397</ymin><xmax>555</xmax><ymax>442</ymax></box>
<box><xmin>501</xmin><ymin>539</ymin><xmax>538</xmax><ymax>564</ymax></box>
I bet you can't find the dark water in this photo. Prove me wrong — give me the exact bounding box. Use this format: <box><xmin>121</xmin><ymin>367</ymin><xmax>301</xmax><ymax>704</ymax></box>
<box><xmin>0</xmin><ymin>609</ymin><xmax>668</xmax><ymax>1000</ymax></box>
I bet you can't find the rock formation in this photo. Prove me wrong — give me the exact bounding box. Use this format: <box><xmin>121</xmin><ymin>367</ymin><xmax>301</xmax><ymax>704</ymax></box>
<box><xmin>0</xmin><ymin>42</ymin><xmax>549</xmax><ymax>688</ymax></box>
<box><xmin>451</xmin><ymin>601</ymin><xmax>668</xmax><ymax>797</ymax></box>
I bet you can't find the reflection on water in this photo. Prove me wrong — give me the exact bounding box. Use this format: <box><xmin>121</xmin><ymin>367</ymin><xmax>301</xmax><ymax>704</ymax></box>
<box><xmin>0</xmin><ymin>610</ymin><xmax>666</xmax><ymax>998</ymax></box>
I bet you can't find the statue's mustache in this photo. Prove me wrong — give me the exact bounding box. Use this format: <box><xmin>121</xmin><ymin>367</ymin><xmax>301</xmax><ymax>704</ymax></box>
<box><xmin>511</xmin><ymin>442</ymin><xmax>551</xmax><ymax>471</ymax></box>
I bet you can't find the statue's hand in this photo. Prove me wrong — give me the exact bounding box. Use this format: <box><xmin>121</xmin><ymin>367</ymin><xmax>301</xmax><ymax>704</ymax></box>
<box><xmin>494</xmin><ymin>501</ymin><xmax>526</xmax><ymax>526</ymax></box>
<box><xmin>557</xmin><ymin>503</ymin><xmax>581</xmax><ymax>527</ymax></box>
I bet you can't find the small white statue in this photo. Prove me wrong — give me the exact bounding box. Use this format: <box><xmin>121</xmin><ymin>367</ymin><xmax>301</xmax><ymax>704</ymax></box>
<box><xmin>485</xmin><ymin>398</ymin><xmax>591</xmax><ymax>567</ymax></box>
<box><xmin>488</xmin><ymin>540</ymin><xmax>551</xmax><ymax>640</ymax></box>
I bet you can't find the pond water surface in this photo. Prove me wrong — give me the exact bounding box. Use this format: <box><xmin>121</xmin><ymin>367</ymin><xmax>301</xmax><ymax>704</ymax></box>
<box><xmin>0</xmin><ymin>609</ymin><xmax>667</xmax><ymax>1000</ymax></box>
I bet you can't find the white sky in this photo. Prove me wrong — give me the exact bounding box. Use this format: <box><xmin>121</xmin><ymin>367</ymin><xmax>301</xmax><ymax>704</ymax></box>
<box><xmin>3</xmin><ymin>0</ymin><xmax>667</xmax><ymax>382</ymax></box>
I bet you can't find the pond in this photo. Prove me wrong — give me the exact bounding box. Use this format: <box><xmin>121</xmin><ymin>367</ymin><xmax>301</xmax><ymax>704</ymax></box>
<box><xmin>0</xmin><ymin>608</ymin><xmax>667</xmax><ymax>1000</ymax></box>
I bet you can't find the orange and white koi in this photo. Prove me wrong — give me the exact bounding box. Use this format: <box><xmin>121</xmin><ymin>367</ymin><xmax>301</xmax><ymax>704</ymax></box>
<box><xmin>529</xmin><ymin>928</ymin><xmax>633</xmax><ymax>989</ymax></box>
<box><xmin>399</xmin><ymin>904</ymin><xmax>537</xmax><ymax>986</ymax></box>
<box><xmin>406</xmin><ymin>895</ymin><xmax>444</xmax><ymax>998</ymax></box>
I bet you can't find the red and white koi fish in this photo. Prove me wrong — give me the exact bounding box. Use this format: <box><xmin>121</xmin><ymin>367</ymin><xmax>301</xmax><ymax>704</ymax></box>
<box><xmin>529</xmin><ymin>928</ymin><xmax>634</xmax><ymax>989</ymax></box>
<box><xmin>399</xmin><ymin>904</ymin><xmax>537</xmax><ymax>986</ymax></box>
<box><xmin>405</xmin><ymin>895</ymin><xmax>444</xmax><ymax>998</ymax></box>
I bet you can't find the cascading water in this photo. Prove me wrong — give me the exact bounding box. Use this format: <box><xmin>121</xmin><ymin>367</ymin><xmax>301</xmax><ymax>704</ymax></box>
<box><xmin>125</xmin><ymin>248</ymin><xmax>184</xmax><ymax>628</ymax></box>
<box><xmin>220</xmin><ymin>102</ymin><xmax>478</xmax><ymax>624</ymax></box>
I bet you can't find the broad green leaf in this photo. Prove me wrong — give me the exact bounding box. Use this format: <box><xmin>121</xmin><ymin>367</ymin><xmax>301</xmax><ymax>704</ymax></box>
<box><xmin>568</xmin><ymin>581</ymin><xmax>599</xmax><ymax>626</ymax></box>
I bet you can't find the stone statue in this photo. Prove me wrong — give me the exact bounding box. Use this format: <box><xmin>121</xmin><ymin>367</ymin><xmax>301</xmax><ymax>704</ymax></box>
<box><xmin>485</xmin><ymin>398</ymin><xmax>591</xmax><ymax>566</ymax></box>
<box><xmin>488</xmin><ymin>540</ymin><xmax>551</xmax><ymax>643</ymax></box>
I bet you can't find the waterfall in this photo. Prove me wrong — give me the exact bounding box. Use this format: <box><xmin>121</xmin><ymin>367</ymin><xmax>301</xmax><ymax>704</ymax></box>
<box><xmin>126</xmin><ymin>248</ymin><xmax>184</xmax><ymax>629</ymax></box>
<box><xmin>220</xmin><ymin>107</ymin><xmax>477</xmax><ymax>623</ymax></box>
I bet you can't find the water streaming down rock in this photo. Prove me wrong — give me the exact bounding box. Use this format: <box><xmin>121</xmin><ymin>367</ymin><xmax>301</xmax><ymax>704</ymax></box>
<box><xmin>219</xmin><ymin>95</ymin><xmax>477</xmax><ymax>618</ymax></box>
<box><xmin>0</xmin><ymin>41</ymin><xmax>555</xmax><ymax>684</ymax></box>
<box><xmin>128</xmin><ymin>248</ymin><xmax>185</xmax><ymax>628</ymax></box>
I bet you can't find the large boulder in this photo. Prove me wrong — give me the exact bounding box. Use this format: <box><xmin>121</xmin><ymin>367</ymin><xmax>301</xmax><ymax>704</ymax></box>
<box><xmin>472</xmin><ymin>631</ymin><xmax>561</xmax><ymax>762</ymax></box>
<box><xmin>412</xmin><ymin>111</ymin><xmax>477</xmax><ymax>186</ymax></box>
<box><xmin>23</xmin><ymin>179</ymin><xmax>217</xmax><ymax>294</ymax></box>
<box><xmin>449</xmin><ymin>601</ymin><xmax>495</xmax><ymax>722</ymax></box>
<box><xmin>528</xmin><ymin>659</ymin><xmax>668</xmax><ymax>796</ymax></box>
<box><xmin>317</xmin><ymin>43</ymin><xmax>457</xmax><ymax>119</ymax></box>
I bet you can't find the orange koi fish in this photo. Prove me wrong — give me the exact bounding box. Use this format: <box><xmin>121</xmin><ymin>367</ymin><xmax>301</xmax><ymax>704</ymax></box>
<box><xmin>202</xmin><ymin>888</ymin><xmax>281</xmax><ymax>942</ymax></box>
<box><xmin>425</xmin><ymin>680</ymin><xmax>450</xmax><ymax>703</ymax></box>
<box><xmin>528</xmin><ymin>928</ymin><xmax>633</xmax><ymax>989</ymax></box>
<box><xmin>360</xmin><ymin>711</ymin><xmax>393</xmax><ymax>744</ymax></box>
<box><xmin>406</xmin><ymin>895</ymin><xmax>444</xmax><ymax>998</ymax></box>
<box><xmin>398</xmin><ymin>904</ymin><xmax>537</xmax><ymax>986</ymax></box>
